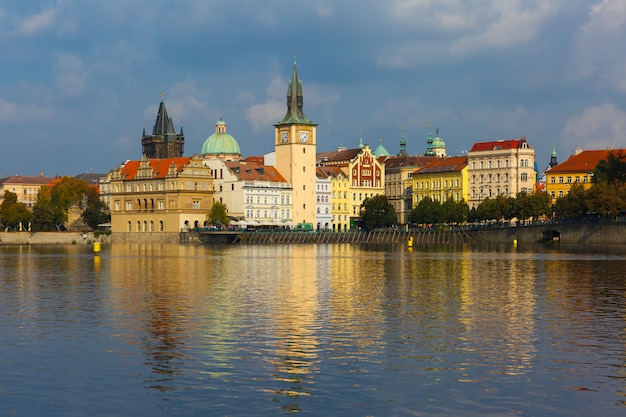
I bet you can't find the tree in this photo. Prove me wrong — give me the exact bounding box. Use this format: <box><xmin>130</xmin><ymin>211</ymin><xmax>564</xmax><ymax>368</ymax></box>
<box><xmin>593</xmin><ymin>150</ymin><xmax>626</xmax><ymax>185</ymax></box>
<box><xmin>441</xmin><ymin>198</ymin><xmax>469</xmax><ymax>224</ymax></box>
<box><xmin>360</xmin><ymin>195</ymin><xmax>397</xmax><ymax>231</ymax></box>
<box><xmin>82</xmin><ymin>200</ymin><xmax>110</xmax><ymax>230</ymax></box>
<box><xmin>0</xmin><ymin>191</ymin><xmax>32</xmax><ymax>231</ymax></box>
<box><xmin>410</xmin><ymin>196</ymin><xmax>441</xmax><ymax>225</ymax></box>
<box><xmin>207</xmin><ymin>202</ymin><xmax>230</xmax><ymax>226</ymax></box>
<box><xmin>31</xmin><ymin>185</ymin><xmax>66</xmax><ymax>231</ymax></box>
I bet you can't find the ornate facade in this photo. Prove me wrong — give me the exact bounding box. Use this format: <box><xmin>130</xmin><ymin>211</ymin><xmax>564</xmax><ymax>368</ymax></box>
<box><xmin>103</xmin><ymin>154</ymin><xmax>214</xmax><ymax>239</ymax></box>
<box><xmin>467</xmin><ymin>137</ymin><xmax>536</xmax><ymax>208</ymax></box>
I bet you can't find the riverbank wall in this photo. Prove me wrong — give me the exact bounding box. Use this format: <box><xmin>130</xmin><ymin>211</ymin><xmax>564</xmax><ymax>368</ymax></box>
<box><xmin>0</xmin><ymin>232</ymin><xmax>110</xmax><ymax>245</ymax></box>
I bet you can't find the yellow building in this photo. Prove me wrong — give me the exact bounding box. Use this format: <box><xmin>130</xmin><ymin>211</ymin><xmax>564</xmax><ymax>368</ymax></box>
<box><xmin>317</xmin><ymin>166</ymin><xmax>350</xmax><ymax>231</ymax></box>
<box><xmin>412</xmin><ymin>156</ymin><xmax>469</xmax><ymax>204</ymax></box>
<box><xmin>103</xmin><ymin>154</ymin><xmax>214</xmax><ymax>242</ymax></box>
<box><xmin>317</xmin><ymin>144</ymin><xmax>385</xmax><ymax>228</ymax></box>
<box><xmin>0</xmin><ymin>174</ymin><xmax>57</xmax><ymax>208</ymax></box>
<box><xmin>274</xmin><ymin>59</ymin><xmax>317</xmax><ymax>226</ymax></box>
<box><xmin>545</xmin><ymin>149</ymin><xmax>622</xmax><ymax>205</ymax></box>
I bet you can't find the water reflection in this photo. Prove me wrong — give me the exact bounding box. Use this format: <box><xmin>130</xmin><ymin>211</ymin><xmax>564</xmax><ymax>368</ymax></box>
<box><xmin>1</xmin><ymin>243</ymin><xmax>625</xmax><ymax>416</ymax></box>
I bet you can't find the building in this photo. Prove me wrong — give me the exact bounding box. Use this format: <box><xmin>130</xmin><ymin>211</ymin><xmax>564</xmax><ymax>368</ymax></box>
<box><xmin>201</xmin><ymin>116</ymin><xmax>242</xmax><ymax>161</ymax></box>
<box><xmin>0</xmin><ymin>174</ymin><xmax>57</xmax><ymax>208</ymax></box>
<box><xmin>467</xmin><ymin>137</ymin><xmax>536</xmax><ymax>208</ymax></box>
<box><xmin>204</xmin><ymin>158</ymin><xmax>292</xmax><ymax>227</ymax></box>
<box><xmin>103</xmin><ymin>154</ymin><xmax>214</xmax><ymax>240</ymax></box>
<box><xmin>424</xmin><ymin>126</ymin><xmax>447</xmax><ymax>157</ymax></box>
<box><xmin>545</xmin><ymin>149</ymin><xmax>623</xmax><ymax>205</ymax></box>
<box><xmin>274</xmin><ymin>58</ymin><xmax>317</xmax><ymax>226</ymax></box>
<box><xmin>412</xmin><ymin>156</ymin><xmax>469</xmax><ymax>204</ymax></box>
<box><xmin>316</xmin><ymin>165</ymin><xmax>350</xmax><ymax>231</ymax></box>
<box><xmin>315</xmin><ymin>167</ymin><xmax>332</xmax><ymax>230</ymax></box>
<box><xmin>383</xmin><ymin>155</ymin><xmax>438</xmax><ymax>225</ymax></box>
<box><xmin>141</xmin><ymin>101</ymin><xmax>185</xmax><ymax>159</ymax></box>
<box><xmin>317</xmin><ymin>144</ymin><xmax>385</xmax><ymax>228</ymax></box>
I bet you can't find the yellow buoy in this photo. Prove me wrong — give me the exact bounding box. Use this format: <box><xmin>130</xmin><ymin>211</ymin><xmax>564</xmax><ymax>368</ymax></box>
<box><xmin>513</xmin><ymin>239</ymin><xmax>518</xmax><ymax>247</ymax></box>
<box><xmin>408</xmin><ymin>236</ymin><xmax>413</xmax><ymax>248</ymax></box>
<box><xmin>93</xmin><ymin>241</ymin><xmax>101</xmax><ymax>253</ymax></box>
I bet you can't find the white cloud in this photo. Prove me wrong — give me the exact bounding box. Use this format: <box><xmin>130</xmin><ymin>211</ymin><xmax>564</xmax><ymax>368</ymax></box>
<box><xmin>247</xmin><ymin>101</ymin><xmax>283</xmax><ymax>132</ymax></box>
<box><xmin>16</xmin><ymin>6</ymin><xmax>57</xmax><ymax>36</ymax></box>
<box><xmin>573</xmin><ymin>0</ymin><xmax>626</xmax><ymax>91</ymax></box>
<box><xmin>0</xmin><ymin>98</ymin><xmax>53</xmax><ymax>123</ymax></box>
<box><xmin>562</xmin><ymin>102</ymin><xmax>626</xmax><ymax>151</ymax></box>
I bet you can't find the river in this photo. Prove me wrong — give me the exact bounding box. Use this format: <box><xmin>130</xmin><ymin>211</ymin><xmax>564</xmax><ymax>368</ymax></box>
<box><xmin>1</xmin><ymin>242</ymin><xmax>624</xmax><ymax>416</ymax></box>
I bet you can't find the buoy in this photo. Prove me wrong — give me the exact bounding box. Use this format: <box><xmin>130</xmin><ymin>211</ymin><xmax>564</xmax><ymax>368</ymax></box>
<box><xmin>93</xmin><ymin>241</ymin><xmax>101</xmax><ymax>253</ymax></box>
<box><xmin>513</xmin><ymin>239</ymin><xmax>517</xmax><ymax>247</ymax></box>
<box><xmin>408</xmin><ymin>236</ymin><xmax>413</xmax><ymax>248</ymax></box>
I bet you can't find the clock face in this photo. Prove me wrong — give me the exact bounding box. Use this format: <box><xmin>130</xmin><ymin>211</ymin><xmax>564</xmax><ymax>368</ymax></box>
<box><xmin>281</xmin><ymin>132</ymin><xmax>288</xmax><ymax>143</ymax></box>
<box><xmin>299</xmin><ymin>131</ymin><xmax>309</xmax><ymax>142</ymax></box>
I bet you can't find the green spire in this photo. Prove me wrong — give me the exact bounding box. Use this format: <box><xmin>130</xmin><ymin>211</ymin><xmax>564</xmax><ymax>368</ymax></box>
<box><xmin>277</xmin><ymin>55</ymin><xmax>315</xmax><ymax>125</ymax></box>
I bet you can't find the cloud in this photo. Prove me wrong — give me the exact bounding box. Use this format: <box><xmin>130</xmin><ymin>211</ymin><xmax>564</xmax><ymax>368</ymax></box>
<box><xmin>380</xmin><ymin>0</ymin><xmax>560</xmax><ymax>68</ymax></box>
<box><xmin>562</xmin><ymin>102</ymin><xmax>626</xmax><ymax>151</ymax></box>
<box><xmin>0</xmin><ymin>98</ymin><xmax>53</xmax><ymax>123</ymax></box>
<box><xmin>15</xmin><ymin>6</ymin><xmax>57</xmax><ymax>36</ymax></box>
<box><xmin>573</xmin><ymin>0</ymin><xmax>626</xmax><ymax>91</ymax></box>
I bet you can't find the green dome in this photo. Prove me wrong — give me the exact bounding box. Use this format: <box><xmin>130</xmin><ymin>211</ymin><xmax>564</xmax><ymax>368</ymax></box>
<box><xmin>201</xmin><ymin>116</ymin><xmax>241</xmax><ymax>157</ymax></box>
<box><xmin>373</xmin><ymin>137</ymin><xmax>390</xmax><ymax>157</ymax></box>
<box><xmin>432</xmin><ymin>135</ymin><xmax>446</xmax><ymax>148</ymax></box>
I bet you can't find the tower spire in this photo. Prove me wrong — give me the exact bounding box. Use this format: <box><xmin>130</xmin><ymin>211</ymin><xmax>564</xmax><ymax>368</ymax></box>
<box><xmin>278</xmin><ymin>54</ymin><xmax>313</xmax><ymax>125</ymax></box>
<box><xmin>399</xmin><ymin>124</ymin><xmax>407</xmax><ymax>156</ymax></box>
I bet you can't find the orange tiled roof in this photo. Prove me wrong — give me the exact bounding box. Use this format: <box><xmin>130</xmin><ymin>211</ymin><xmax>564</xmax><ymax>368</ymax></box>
<box><xmin>224</xmin><ymin>161</ymin><xmax>287</xmax><ymax>182</ymax></box>
<box><xmin>548</xmin><ymin>149</ymin><xmax>624</xmax><ymax>173</ymax></box>
<box><xmin>121</xmin><ymin>157</ymin><xmax>192</xmax><ymax>180</ymax></box>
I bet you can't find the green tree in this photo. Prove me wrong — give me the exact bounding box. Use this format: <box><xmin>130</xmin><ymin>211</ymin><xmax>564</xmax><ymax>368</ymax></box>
<box><xmin>553</xmin><ymin>183</ymin><xmax>587</xmax><ymax>219</ymax></box>
<box><xmin>207</xmin><ymin>202</ymin><xmax>230</xmax><ymax>226</ymax></box>
<box><xmin>0</xmin><ymin>191</ymin><xmax>32</xmax><ymax>231</ymax></box>
<box><xmin>360</xmin><ymin>195</ymin><xmax>397</xmax><ymax>231</ymax></box>
<box><xmin>82</xmin><ymin>200</ymin><xmax>110</xmax><ymax>230</ymax></box>
<box><xmin>593</xmin><ymin>150</ymin><xmax>626</xmax><ymax>185</ymax></box>
<box><xmin>31</xmin><ymin>186</ymin><xmax>59</xmax><ymax>231</ymax></box>
<box><xmin>410</xmin><ymin>196</ymin><xmax>441</xmax><ymax>225</ymax></box>
<box><xmin>441</xmin><ymin>198</ymin><xmax>469</xmax><ymax>224</ymax></box>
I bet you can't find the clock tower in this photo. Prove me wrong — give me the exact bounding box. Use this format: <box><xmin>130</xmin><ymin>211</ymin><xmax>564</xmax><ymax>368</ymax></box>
<box><xmin>274</xmin><ymin>57</ymin><xmax>317</xmax><ymax>227</ymax></box>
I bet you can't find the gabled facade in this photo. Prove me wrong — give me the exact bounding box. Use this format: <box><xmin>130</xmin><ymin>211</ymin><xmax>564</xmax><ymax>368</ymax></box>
<box><xmin>141</xmin><ymin>101</ymin><xmax>185</xmax><ymax>159</ymax></box>
<box><xmin>412</xmin><ymin>156</ymin><xmax>468</xmax><ymax>204</ymax></box>
<box><xmin>467</xmin><ymin>137</ymin><xmax>536</xmax><ymax>208</ymax></box>
<box><xmin>103</xmin><ymin>154</ymin><xmax>214</xmax><ymax>241</ymax></box>
<box><xmin>317</xmin><ymin>144</ymin><xmax>385</xmax><ymax>227</ymax></box>
<box><xmin>545</xmin><ymin>149</ymin><xmax>623</xmax><ymax>205</ymax></box>
<box><xmin>382</xmin><ymin>155</ymin><xmax>439</xmax><ymax>225</ymax></box>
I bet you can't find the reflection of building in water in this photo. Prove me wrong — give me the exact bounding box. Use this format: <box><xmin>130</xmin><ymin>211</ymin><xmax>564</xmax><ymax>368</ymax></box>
<box><xmin>328</xmin><ymin>245</ymin><xmax>386</xmax><ymax>348</ymax></box>
<box><xmin>260</xmin><ymin>245</ymin><xmax>322</xmax><ymax>411</ymax></box>
<box><xmin>459</xmin><ymin>251</ymin><xmax>537</xmax><ymax>376</ymax></box>
<box><xmin>108</xmin><ymin>244</ymin><xmax>233</xmax><ymax>391</ymax></box>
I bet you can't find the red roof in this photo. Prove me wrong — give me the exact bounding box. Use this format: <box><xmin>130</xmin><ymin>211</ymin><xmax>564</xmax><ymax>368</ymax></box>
<box><xmin>548</xmin><ymin>149</ymin><xmax>624</xmax><ymax>173</ymax></box>
<box><xmin>470</xmin><ymin>138</ymin><xmax>530</xmax><ymax>152</ymax></box>
<box><xmin>121</xmin><ymin>157</ymin><xmax>191</xmax><ymax>180</ymax></box>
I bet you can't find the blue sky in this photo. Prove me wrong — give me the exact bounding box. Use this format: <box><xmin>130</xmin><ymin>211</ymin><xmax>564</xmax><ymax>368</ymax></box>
<box><xmin>1</xmin><ymin>0</ymin><xmax>625</xmax><ymax>178</ymax></box>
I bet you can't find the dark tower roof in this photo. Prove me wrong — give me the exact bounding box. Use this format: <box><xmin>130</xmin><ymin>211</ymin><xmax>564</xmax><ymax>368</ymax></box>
<box><xmin>277</xmin><ymin>57</ymin><xmax>315</xmax><ymax>126</ymax></box>
<box><xmin>152</xmin><ymin>101</ymin><xmax>177</xmax><ymax>138</ymax></box>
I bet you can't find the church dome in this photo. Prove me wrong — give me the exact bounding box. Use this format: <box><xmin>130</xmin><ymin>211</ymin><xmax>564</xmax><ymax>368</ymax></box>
<box><xmin>374</xmin><ymin>137</ymin><xmax>391</xmax><ymax>157</ymax></box>
<box><xmin>201</xmin><ymin>116</ymin><xmax>241</xmax><ymax>160</ymax></box>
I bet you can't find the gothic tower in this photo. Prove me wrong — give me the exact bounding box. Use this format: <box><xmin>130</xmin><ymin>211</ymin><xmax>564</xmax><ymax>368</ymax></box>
<box><xmin>274</xmin><ymin>57</ymin><xmax>317</xmax><ymax>226</ymax></box>
<box><xmin>142</xmin><ymin>101</ymin><xmax>185</xmax><ymax>158</ymax></box>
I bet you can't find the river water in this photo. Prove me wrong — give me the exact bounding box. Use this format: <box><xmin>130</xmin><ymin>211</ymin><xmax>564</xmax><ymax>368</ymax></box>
<box><xmin>0</xmin><ymin>242</ymin><xmax>624</xmax><ymax>416</ymax></box>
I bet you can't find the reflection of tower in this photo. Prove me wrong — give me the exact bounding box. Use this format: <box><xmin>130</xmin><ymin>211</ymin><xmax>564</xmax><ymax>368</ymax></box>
<box><xmin>274</xmin><ymin>57</ymin><xmax>317</xmax><ymax>225</ymax></box>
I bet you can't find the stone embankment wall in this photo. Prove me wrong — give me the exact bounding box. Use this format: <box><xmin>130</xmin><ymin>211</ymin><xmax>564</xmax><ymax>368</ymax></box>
<box><xmin>473</xmin><ymin>222</ymin><xmax>626</xmax><ymax>244</ymax></box>
<box><xmin>0</xmin><ymin>232</ymin><xmax>110</xmax><ymax>245</ymax></box>
<box><xmin>110</xmin><ymin>232</ymin><xmax>182</xmax><ymax>244</ymax></box>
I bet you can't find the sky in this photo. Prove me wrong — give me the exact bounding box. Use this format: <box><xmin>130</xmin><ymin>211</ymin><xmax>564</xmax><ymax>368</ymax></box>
<box><xmin>1</xmin><ymin>0</ymin><xmax>626</xmax><ymax>178</ymax></box>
